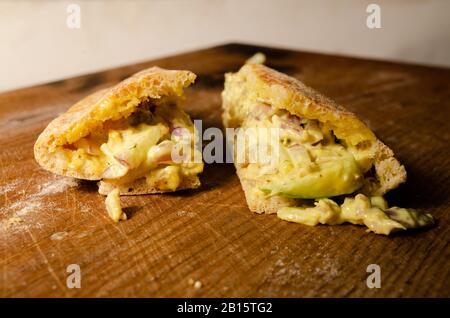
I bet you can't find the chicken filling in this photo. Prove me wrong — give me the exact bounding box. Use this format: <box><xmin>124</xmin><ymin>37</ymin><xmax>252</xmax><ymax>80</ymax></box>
<box><xmin>238</xmin><ymin>103</ymin><xmax>433</xmax><ymax>235</ymax></box>
<box><xmin>64</xmin><ymin>100</ymin><xmax>203</xmax><ymax>191</ymax></box>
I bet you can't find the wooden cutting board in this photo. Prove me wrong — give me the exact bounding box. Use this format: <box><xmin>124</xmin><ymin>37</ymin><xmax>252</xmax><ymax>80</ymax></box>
<box><xmin>1</xmin><ymin>43</ymin><xmax>449</xmax><ymax>297</ymax></box>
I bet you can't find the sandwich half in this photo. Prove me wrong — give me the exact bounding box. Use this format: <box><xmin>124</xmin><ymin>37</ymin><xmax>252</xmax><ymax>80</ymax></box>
<box><xmin>222</xmin><ymin>60</ymin><xmax>433</xmax><ymax>235</ymax></box>
<box><xmin>35</xmin><ymin>67</ymin><xmax>203</xmax><ymax>198</ymax></box>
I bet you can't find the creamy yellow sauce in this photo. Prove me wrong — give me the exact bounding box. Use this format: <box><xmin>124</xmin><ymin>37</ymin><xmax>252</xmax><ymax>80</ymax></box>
<box><xmin>240</xmin><ymin>105</ymin><xmax>433</xmax><ymax>235</ymax></box>
<box><xmin>277</xmin><ymin>194</ymin><xmax>434</xmax><ymax>235</ymax></box>
<box><xmin>66</xmin><ymin>102</ymin><xmax>203</xmax><ymax>191</ymax></box>
<box><xmin>241</xmin><ymin>107</ymin><xmax>365</xmax><ymax>199</ymax></box>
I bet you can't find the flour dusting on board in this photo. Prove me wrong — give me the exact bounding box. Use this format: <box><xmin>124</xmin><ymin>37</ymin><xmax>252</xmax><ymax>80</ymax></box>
<box><xmin>0</xmin><ymin>179</ymin><xmax>20</xmax><ymax>196</ymax></box>
<box><xmin>1</xmin><ymin>176</ymin><xmax>79</xmax><ymax>232</ymax></box>
<box><xmin>15</xmin><ymin>201</ymin><xmax>42</xmax><ymax>217</ymax></box>
<box><xmin>50</xmin><ymin>231</ymin><xmax>69</xmax><ymax>241</ymax></box>
<box><xmin>36</xmin><ymin>178</ymin><xmax>78</xmax><ymax>196</ymax></box>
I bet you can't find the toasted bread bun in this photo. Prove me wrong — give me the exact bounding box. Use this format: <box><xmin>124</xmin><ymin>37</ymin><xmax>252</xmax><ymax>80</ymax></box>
<box><xmin>222</xmin><ymin>63</ymin><xmax>406</xmax><ymax>213</ymax></box>
<box><xmin>34</xmin><ymin>67</ymin><xmax>201</xmax><ymax>195</ymax></box>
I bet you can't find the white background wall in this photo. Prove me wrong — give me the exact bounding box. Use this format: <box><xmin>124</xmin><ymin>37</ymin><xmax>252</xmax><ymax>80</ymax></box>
<box><xmin>1</xmin><ymin>0</ymin><xmax>449</xmax><ymax>92</ymax></box>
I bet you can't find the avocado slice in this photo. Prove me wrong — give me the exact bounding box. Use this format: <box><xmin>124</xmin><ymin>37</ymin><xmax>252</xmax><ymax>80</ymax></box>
<box><xmin>260</xmin><ymin>155</ymin><xmax>363</xmax><ymax>199</ymax></box>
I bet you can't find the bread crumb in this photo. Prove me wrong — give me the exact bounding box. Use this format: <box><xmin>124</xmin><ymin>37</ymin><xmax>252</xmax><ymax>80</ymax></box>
<box><xmin>194</xmin><ymin>280</ymin><xmax>202</xmax><ymax>289</ymax></box>
<box><xmin>177</xmin><ymin>210</ymin><xmax>196</xmax><ymax>218</ymax></box>
<box><xmin>275</xmin><ymin>259</ymin><xmax>285</xmax><ymax>267</ymax></box>
<box><xmin>6</xmin><ymin>217</ymin><xmax>22</xmax><ymax>228</ymax></box>
<box><xmin>188</xmin><ymin>278</ymin><xmax>202</xmax><ymax>289</ymax></box>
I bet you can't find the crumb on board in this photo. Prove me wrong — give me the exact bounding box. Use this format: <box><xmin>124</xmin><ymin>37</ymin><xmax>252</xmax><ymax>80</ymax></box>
<box><xmin>6</xmin><ymin>217</ymin><xmax>23</xmax><ymax>228</ymax></box>
<box><xmin>194</xmin><ymin>281</ymin><xmax>202</xmax><ymax>289</ymax></box>
<box><xmin>188</xmin><ymin>278</ymin><xmax>202</xmax><ymax>289</ymax></box>
<box><xmin>177</xmin><ymin>210</ymin><xmax>197</xmax><ymax>218</ymax></box>
<box><xmin>275</xmin><ymin>259</ymin><xmax>285</xmax><ymax>267</ymax></box>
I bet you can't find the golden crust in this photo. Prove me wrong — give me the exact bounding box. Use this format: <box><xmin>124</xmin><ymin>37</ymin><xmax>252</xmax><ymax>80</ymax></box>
<box><xmin>223</xmin><ymin>64</ymin><xmax>377</xmax><ymax>145</ymax></box>
<box><xmin>222</xmin><ymin>64</ymin><xmax>407</xmax><ymax>213</ymax></box>
<box><xmin>34</xmin><ymin>67</ymin><xmax>196</xmax><ymax>181</ymax></box>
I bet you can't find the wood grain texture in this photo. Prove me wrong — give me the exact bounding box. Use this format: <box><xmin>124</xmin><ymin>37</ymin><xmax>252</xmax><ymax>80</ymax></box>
<box><xmin>0</xmin><ymin>43</ymin><xmax>449</xmax><ymax>297</ymax></box>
